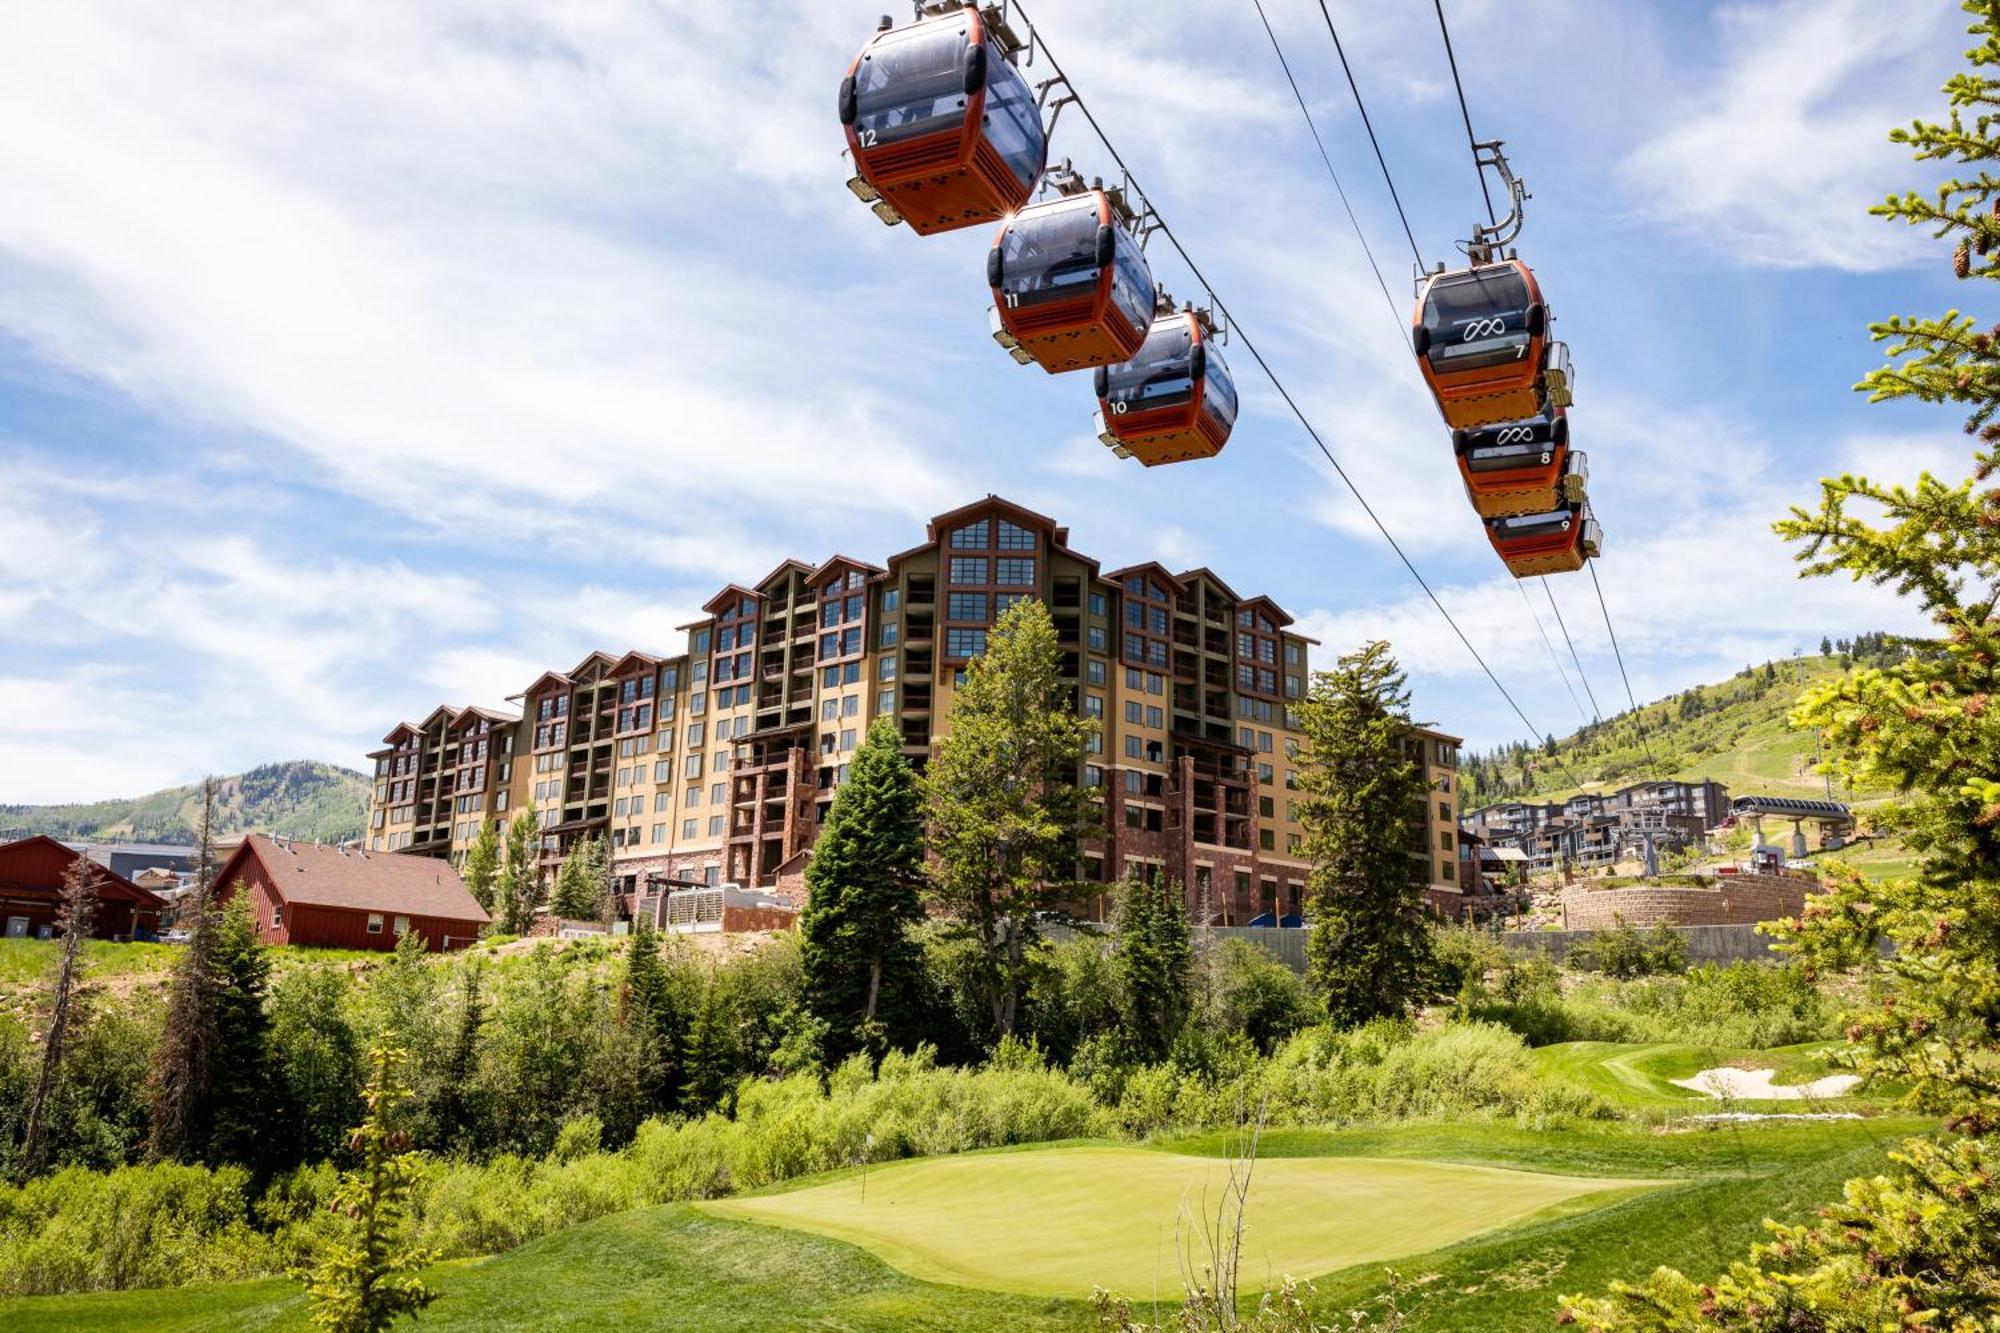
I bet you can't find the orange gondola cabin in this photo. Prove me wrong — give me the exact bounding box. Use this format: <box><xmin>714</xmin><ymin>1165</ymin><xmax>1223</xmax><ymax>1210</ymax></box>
<box><xmin>987</xmin><ymin>189</ymin><xmax>1154</xmax><ymax>373</ymax></box>
<box><xmin>839</xmin><ymin>6</ymin><xmax>1046</xmax><ymax>234</ymax></box>
<box><xmin>1413</xmin><ymin>260</ymin><xmax>1573</xmax><ymax>429</ymax></box>
<box><xmin>1092</xmin><ymin>310</ymin><xmax>1238</xmax><ymax>465</ymax></box>
<box><xmin>1452</xmin><ymin>410</ymin><xmax>1587</xmax><ymax>518</ymax></box>
<box><xmin>1485</xmin><ymin>499</ymin><xmax>1602</xmax><ymax>578</ymax></box>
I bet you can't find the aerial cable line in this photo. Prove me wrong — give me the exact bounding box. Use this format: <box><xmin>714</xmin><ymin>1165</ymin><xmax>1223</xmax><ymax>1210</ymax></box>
<box><xmin>1247</xmin><ymin>0</ymin><xmax>1407</xmax><ymax>340</ymax></box>
<box><xmin>1313</xmin><ymin>0</ymin><xmax>1425</xmax><ymax>269</ymax></box>
<box><xmin>1588</xmin><ymin>562</ymin><xmax>1667</xmax><ymax>780</ymax></box>
<box><xmin>1515</xmin><ymin>579</ymin><xmax>1590</xmax><ymax>726</ymax></box>
<box><xmin>1009</xmin><ymin>0</ymin><xmax>1587</xmax><ymax>792</ymax></box>
<box><xmin>1540</xmin><ymin>578</ymin><xmax>1602</xmax><ymax>722</ymax></box>
<box><xmin>1432</xmin><ymin>0</ymin><xmax>1496</xmax><ymax>226</ymax></box>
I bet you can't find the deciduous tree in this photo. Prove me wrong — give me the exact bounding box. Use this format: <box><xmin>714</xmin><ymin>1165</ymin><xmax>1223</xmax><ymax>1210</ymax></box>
<box><xmin>1295</xmin><ymin>641</ymin><xmax>1431</xmax><ymax>1027</ymax></box>
<box><xmin>19</xmin><ymin>855</ymin><xmax>100</xmax><ymax>1179</ymax></box>
<box><xmin>922</xmin><ymin>598</ymin><xmax>1094</xmax><ymax>1042</ymax></box>
<box><xmin>459</xmin><ymin>818</ymin><xmax>499</xmax><ymax>913</ymax></box>
<box><xmin>495</xmin><ymin>806</ymin><xmax>539</xmax><ymax>936</ymax></box>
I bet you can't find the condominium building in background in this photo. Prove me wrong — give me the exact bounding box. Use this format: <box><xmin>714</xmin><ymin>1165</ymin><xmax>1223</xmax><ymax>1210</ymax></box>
<box><xmin>366</xmin><ymin>495</ymin><xmax>1462</xmax><ymax>923</ymax></box>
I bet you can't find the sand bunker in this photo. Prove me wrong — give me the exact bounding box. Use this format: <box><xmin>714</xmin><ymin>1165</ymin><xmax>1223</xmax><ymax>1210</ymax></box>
<box><xmin>1670</xmin><ymin>1066</ymin><xmax>1861</xmax><ymax>1100</ymax></box>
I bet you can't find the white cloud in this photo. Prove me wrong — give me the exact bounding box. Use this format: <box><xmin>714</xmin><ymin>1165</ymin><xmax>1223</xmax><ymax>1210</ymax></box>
<box><xmin>1620</xmin><ymin>0</ymin><xmax>1958</xmax><ymax>271</ymax></box>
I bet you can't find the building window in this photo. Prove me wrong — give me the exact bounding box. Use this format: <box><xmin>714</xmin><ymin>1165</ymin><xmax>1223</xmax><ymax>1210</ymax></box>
<box><xmin>708</xmin><ymin>815</ymin><xmax>725</xmax><ymax>837</ymax></box>
<box><xmin>946</xmin><ymin>628</ymin><xmax>987</xmax><ymax>658</ymax></box>
<box><xmin>366</xmin><ymin>913</ymin><xmax>384</xmax><ymax>935</ymax></box>
<box><xmin>1084</xmin><ymin>694</ymin><xmax>1104</xmax><ymax>718</ymax></box>
<box><xmin>995</xmin><ymin>558</ymin><xmax>1035</xmax><ymax>586</ymax></box>
<box><xmin>271</xmin><ymin>903</ymin><xmax>283</xmax><ymax>928</ymax></box>
<box><xmin>996</xmin><ymin>520</ymin><xmax>1034</xmax><ymax>550</ymax></box>
<box><xmin>949</xmin><ymin>557</ymin><xmax>988</xmax><ymax>584</ymax></box>
<box><xmin>947</xmin><ymin>592</ymin><xmax>987</xmax><ymax>621</ymax></box>
<box><xmin>1087</xmin><ymin>660</ymin><xmax>1106</xmax><ymax>685</ymax></box>
<box><xmin>950</xmin><ymin>521</ymin><xmax>989</xmax><ymax>549</ymax></box>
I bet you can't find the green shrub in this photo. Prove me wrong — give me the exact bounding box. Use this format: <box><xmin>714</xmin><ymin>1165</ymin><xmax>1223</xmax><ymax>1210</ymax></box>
<box><xmin>0</xmin><ymin>1161</ymin><xmax>276</xmax><ymax>1295</ymax></box>
<box><xmin>1200</xmin><ymin>938</ymin><xmax>1319</xmax><ymax>1053</ymax></box>
<box><xmin>1568</xmin><ymin>918</ymin><xmax>1688</xmax><ymax>979</ymax></box>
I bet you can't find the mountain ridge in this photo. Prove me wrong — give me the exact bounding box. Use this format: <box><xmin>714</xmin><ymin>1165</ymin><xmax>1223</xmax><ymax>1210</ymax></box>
<box><xmin>0</xmin><ymin>760</ymin><xmax>370</xmax><ymax>846</ymax></box>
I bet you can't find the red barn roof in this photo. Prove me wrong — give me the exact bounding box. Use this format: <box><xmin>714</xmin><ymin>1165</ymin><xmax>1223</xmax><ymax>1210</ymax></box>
<box><xmin>219</xmin><ymin>835</ymin><xmax>489</xmax><ymax>923</ymax></box>
<box><xmin>0</xmin><ymin>836</ymin><xmax>166</xmax><ymax>908</ymax></box>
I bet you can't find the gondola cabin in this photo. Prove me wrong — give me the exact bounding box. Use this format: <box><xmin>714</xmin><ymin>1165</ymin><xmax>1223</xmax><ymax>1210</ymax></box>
<box><xmin>839</xmin><ymin>7</ymin><xmax>1046</xmax><ymax>234</ymax></box>
<box><xmin>1452</xmin><ymin>410</ymin><xmax>1587</xmax><ymax>518</ymax></box>
<box><xmin>1485</xmin><ymin>500</ymin><xmax>1602</xmax><ymax>578</ymax></box>
<box><xmin>1413</xmin><ymin>260</ymin><xmax>1571</xmax><ymax>429</ymax></box>
<box><xmin>1091</xmin><ymin>311</ymin><xmax>1239</xmax><ymax>465</ymax></box>
<box><xmin>987</xmin><ymin>190</ymin><xmax>1154</xmax><ymax>373</ymax></box>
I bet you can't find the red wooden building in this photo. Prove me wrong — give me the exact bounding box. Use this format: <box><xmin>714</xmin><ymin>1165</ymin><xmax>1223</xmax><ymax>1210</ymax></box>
<box><xmin>0</xmin><ymin>836</ymin><xmax>167</xmax><ymax>941</ymax></box>
<box><xmin>213</xmin><ymin>834</ymin><xmax>488</xmax><ymax>951</ymax></box>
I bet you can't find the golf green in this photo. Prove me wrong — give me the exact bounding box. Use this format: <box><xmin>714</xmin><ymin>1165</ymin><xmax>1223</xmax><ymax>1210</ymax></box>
<box><xmin>702</xmin><ymin>1144</ymin><xmax>1659</xmax><ymax>1298</ymax></box>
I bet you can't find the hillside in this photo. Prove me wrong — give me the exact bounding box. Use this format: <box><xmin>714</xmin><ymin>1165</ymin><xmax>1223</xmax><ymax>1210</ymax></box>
<box><xmin>0</xmin><ymin>760</ymin><xmax>370</xmax><ymax>845</ymax></box>
<box><xmin>1463</xmin><ymin>636</ymin><xmax>1903</xmax><ymax>809</ymax></box>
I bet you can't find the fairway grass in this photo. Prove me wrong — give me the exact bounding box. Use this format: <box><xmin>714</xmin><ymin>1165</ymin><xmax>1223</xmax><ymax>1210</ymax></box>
<box><xmin>703</xmin><ymin>1144</ymin><xmax>1659</xmax><ymax>1298</ymax></box>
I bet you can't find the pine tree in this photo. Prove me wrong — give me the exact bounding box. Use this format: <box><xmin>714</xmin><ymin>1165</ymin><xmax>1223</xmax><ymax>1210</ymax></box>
<box><xmin>495</xmin><ymin>806</ymin><xmax>539</xmax><ymax>936</ymax></box>
<box><xmin>296</xmin><ymin>1042</ymin><xmax>438</xmax><ymax>1333</ymax></box>
<box><xmin>19</xmin><ymin>855</ymin><xmax>100</xmax><ymax>1179</ymax></box>
<box><xmin>148</xmin><ymin>776</ymin><xmax>222</xmax><ymax>1161</ymax></box>
<box><xmin>679</xmin><ymin>971</ymin><xmax>736</xmax><ymax>1114</ymax></box>
<box><xmin>549</xmin><ymin>833</ymin><xmax>605</xmax><ymax>922</ymax></box>
<box><xmin>799</xmin><ymin>717</ymin><xmax>926</xmax><ymax>1059</ymax></box>
<box><xmin>1112</xmin><ymin>875</ymin><xmax>1192</xmax><ymax>1062</ymax></box>
<box><xmin>922</xmin><ymin>598</ymin><xmax>1094</xmax><ymax>1042</ymax></box>
<box><xmin>621</xmin><ymin>915</ymin><xmax>681</xmax><ymax>1114</ymax></box>
<box><xmin>426</xmin><ymin>960</ymin><xmax>486</xmax><ymax>1154</ymax></box>
<box><xmin>205</xmin><ymin>894</ymin><xmax>273</xmax><ymax>1167</ymax></box>
<box><xmin>1565</xmin><ymin>7</ymin><xmax>2000</xmax><ymax>1323</ymax></box>
<box><xmin>1820</xmin><ymin>635</ymin><xmax>1834</xmax><ymax>656</ymax></box>
<box><xmin>1295</xmin><ymin>641</ymin><xmax>1432</xmax><ymax>1027</ymax></box>
<box><xmin>460</xmin><ymin>818</ymin><xmax>499</xmax><ymax>913</ymax></box>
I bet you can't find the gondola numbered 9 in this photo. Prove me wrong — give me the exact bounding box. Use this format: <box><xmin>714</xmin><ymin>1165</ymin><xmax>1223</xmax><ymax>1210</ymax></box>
<box><xmin>839</xmin><ymin>4</ymin><xmax>1046</xmax><ymax>234</ymax></box>
<box><xmin>1484</xmin><ymin>500</ymin><xmax>1602</xmax><ymax>578</ymax></box>
<box><xmin>1092</xmin><ymin>308</ymin><xmax>1238</xmax><ymax>465</ymax></box>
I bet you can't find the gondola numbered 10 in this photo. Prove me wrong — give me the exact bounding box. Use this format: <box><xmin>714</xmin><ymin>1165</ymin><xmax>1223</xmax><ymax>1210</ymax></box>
<box><xmin>1092</xmin><ymin>305</ymin><xmax>1238</xmax><ymax>466</ymax></box>
<box><xmin>1409</xmin><ymin>141</ymin><xmax>1602</xmax><ymax>576</ymax></box>
<box><xmin>839</xmin><ymin>4</ymin><xmax>1046</xmax><ymax>234</ymax></box>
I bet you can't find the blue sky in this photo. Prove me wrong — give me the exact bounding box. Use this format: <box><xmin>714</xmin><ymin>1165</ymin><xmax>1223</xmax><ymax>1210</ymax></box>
<box><xmin>0</xmin><ymin>0</ymin><xmax>1974</xmax><ymax>802</ymax></box>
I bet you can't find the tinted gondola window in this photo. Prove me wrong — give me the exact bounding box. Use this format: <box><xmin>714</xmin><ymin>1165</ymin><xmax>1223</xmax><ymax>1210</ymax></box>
<box><xmin>1493</xmin><ymin>507</ymin><xmax>1577</xmax><ymax>539</ymax></box>
<box><xmin>997</xmin><ymin>197</ymin><xmax>1101</xmax><ymax>309</ymax></box>
<box><xmin>1103</xmin><ymin>320</ymin><xmax>1195</xmax><ymax>413</ymax></box>
<box><xmin>1204</xmin><ymin>346</ymin><xmax>1238</xmax><ymax>432</ymax></box>
<box><xmin>853</xmin><ymin>24</ymin><xmax>969</xmax><ymax>147</ymax></box>
<box><xmin>981</xmin><ymin>52</ymin><xmax>1044</xmax><ymax>187</ymax></box>
<box><xmin>1422</xmin><ymin>266</ymin><xmax>1533</xmax><ymax>373</ymax></box>
<box><xmin>1108</xmin><ymin>231</ymin><xmax>1154</xmax><ymax>333</ymax></box>
<box><xmin>1463</xmin><ymin>443</ymin><xmax>1552</xmax><ymax>473</ymax></box>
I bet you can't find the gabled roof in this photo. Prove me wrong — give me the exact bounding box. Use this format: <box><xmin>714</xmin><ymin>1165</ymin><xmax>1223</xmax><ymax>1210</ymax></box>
<box><xmin>1105</xmin><ymin>561</ymin><xmax>1187</xmax><ymax>595</ymax></box>
<box><xmin>701</xmin><ymin>584</ymin><xmax>760</xmax><ymax>615</ymax></box>
<box><xmin>1236</xmin><ymin>594</ymin><xmax>1295</xmax><ymax>629</ymax></box>
<box><xmin>455</xmin><ymin>705</ymin><xmax>520</xmax><ymax>726</ymax></box>
<box><xmin>1175</xmin><ymin>567</ymin><xmax>1242</xmax><ymax>603</ymax></box>
<box><xmin>0</xmin><ymin>836</ymin><xmax>165</xmax><ymax>908</ymax></box>
<box><xmin>920</xmin><ymin>493</ymin><xmax>1065</xmax><ymax>546</ymax></box>
<box><xmin>608</xmin><ymin>650</ymin><xmax>662</xmax><ymax>677</ymax></box>
<box><xmin>221</xmin><ymin>834</ymin><xmax>489</xmax><ymax>924</ymax></box>
<box><xmin>808</xmin><ymin>554</ymin><xmax>886</xmax><ymax>587</ymax></box>
<box><xmin>378</xmin><ymin>721</ymin><xmax>422</xmax><ymax>746</ymax></box>
<box><xmin>515</xmin><ymin>670</ymin><xmax>571</xmax><ymax>701</ymax></box>
<box><xmin>752</xmin><ymin>558</ymin><xmax>815</xmax><ymax>594</ymax></box>
<box><xmin>565</xmin><ymin>650</ymin><xmax>620</xmax><ymax>680</ymax></box>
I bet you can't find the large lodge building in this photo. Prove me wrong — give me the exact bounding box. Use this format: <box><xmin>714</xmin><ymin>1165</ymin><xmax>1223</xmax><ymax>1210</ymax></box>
<box><xmin>365</xmin><ymin>496</ymin><xmax>1464</xmax><ymax>924</ymax></box>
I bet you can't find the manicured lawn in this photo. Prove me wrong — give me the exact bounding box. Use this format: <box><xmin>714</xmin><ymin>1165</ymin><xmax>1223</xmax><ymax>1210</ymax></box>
<box><xmin>705</xmin><ymin>1144</ymin><xmax>1654</xmax><ymax>1299</ymax></box>
<box><xmin>4</xmin><ymin>1118</ymin><xmax>1932</xmax><ymax>1331</ymax></box>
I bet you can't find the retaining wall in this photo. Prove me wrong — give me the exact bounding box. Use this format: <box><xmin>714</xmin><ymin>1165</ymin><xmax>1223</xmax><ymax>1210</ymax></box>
<box><xmin>1500</xmin><ymin>923</ymin><xmax>1782</xmax><ymax>965</ymax></box>
<box><xmin>1558</xmin><ymin>873</ymin><xmax>1809</xmax><ymax>931</ymax></box>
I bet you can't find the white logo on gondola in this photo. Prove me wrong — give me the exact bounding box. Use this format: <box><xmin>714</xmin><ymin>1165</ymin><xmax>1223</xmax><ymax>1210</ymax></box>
<box><xmin>1495</xmin><ymin>425</ymin><xmax>1534</xmax><ymax>445</ymax></box>
<box><xmin>1460</xmin><ymin>317</ymin><xmax>1509</xmax><ymax>340</ymax></box>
